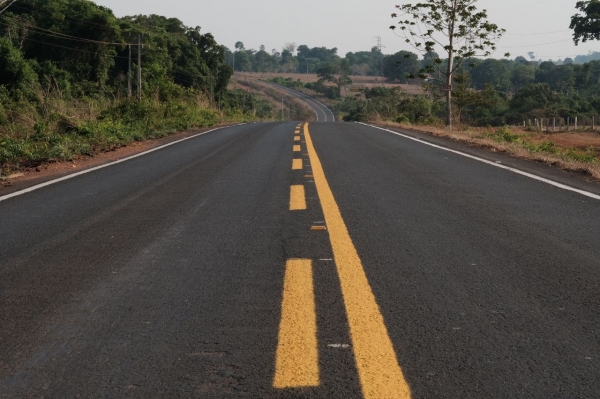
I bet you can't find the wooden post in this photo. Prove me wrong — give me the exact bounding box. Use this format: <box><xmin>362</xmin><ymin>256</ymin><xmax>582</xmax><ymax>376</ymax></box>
<box><xmin>553</xmin><ymin>118</ymin><xmax>556</xmax><ymax>132</ymax></box>
<box><xmin>593</xmin><ymin>116</ymin><xmax>595</xmax><ymax>131</ymax></box>
<box><xmin>575</xmin><ymin>116</ymin><xmax>578</xmax><ymax>130</ymax></box>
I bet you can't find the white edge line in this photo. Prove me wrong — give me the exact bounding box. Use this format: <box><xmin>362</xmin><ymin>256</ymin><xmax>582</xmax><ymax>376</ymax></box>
<box><xmin>0</xmin><ymin>124</ymin><xmax>246</xmax><ymax>202</ymax></box>
<box><xmin>360</xmin><ymin>122</ymin><xmax>600</xmax><ymax>201</ymax></box>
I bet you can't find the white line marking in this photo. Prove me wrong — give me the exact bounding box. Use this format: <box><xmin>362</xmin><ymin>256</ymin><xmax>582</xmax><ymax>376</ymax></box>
<box><xmin>360</xmin><ymin>123</ymin><xmax>600</xmax><ymax>201</ymax></box>
<box><xmin>0</xmin><ymin>124</ymin><xmax>245</xmax><ymax>202</ymax></box>
<box><xmin>328</xmin><ymin>344</ymin><xmax>350</xmax><ymax>348</ymax></box>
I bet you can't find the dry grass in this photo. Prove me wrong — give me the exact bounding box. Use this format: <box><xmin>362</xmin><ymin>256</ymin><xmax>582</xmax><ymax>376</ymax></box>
<box><xmin>232</xmin><ymin>79</ymin><xmax>316</xmax><ymax>121</ymax></box>
<box><xmin>377</xmin><ymin>121</ymin><xmax>600</xmax><ymax>180</ymax></box>
<box><xmin>233</xmin><ymin>72</ymin><xmax>425</xmax><ymax>97</ymax></box>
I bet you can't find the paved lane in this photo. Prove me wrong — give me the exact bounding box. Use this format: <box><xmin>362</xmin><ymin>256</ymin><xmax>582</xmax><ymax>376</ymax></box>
<box><xmin>2</xmin><ymin>120</ymin><xmax>600</xmax><ymax>398</ymax></box>
<box><xmin>267</xmin><ymin>83</ymin><xmax>336</xmax><ymax>122</ymax></box>
<box><xmin>309</xmin><ymin>122</ymin><xmax>600</xmax><ymax>399</ymax></box>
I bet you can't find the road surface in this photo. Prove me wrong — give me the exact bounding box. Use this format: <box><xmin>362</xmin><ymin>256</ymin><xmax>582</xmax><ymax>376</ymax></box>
<box><xmin>266</xmin><ymin>82</ymin><xmax>336</xmax><ymax>122</ymax></box>
<box><xmin>1</xmin><ymin>121</ymin><xmax>600</xmax><ymax>398</ymax></box>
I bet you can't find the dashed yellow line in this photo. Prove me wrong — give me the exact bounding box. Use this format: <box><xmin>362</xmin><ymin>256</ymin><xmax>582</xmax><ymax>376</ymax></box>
<box><xmin>292</xmin><ymin>159</ymin><xmax>303</xmax><ymax>170</ymax></box>
<box><xmin>294</xmin><ymin>136</ymin><xmax>301</xmax><ymax>142</ymax></box>
<box><xmin>293</xmin><ymin>145</ymin><xmax>301</xmax><ymax>152</ymax></box>
<box><xmin>273</xmin><ymin>259</ymin><xmax>319</xmax><ymax>388</ymax></box>
<box><xmin>289</xmin><ymin>185</ymin><xmax>307</xmax><ymax>211</ymax></box>
<box><xmin>304</xmin><ymin>124</ymin><xmax>412</xmax><ymax>399</ymax></box>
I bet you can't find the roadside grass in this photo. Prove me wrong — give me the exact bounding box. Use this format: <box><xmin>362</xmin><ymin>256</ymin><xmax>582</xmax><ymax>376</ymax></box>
<box><xmin>233</xmin><ymin>79</ymin><xmax>315</xmax><ymax>121</ymax></box>
<box><xmin>0</xmin><ymin>96</ymin><xmax>261</xmax><ymax>177</ymax></box>
<box><xmin>377</xmin><ymin>122</ymin><xmax>600</xmax><ymax>180</ymax></box>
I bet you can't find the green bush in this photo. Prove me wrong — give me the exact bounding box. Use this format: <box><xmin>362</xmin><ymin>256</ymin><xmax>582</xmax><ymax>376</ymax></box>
<box><xmin>486</xmin><ymin>126</ymin><xmax>521</xmax><ymax>143</ymax></box>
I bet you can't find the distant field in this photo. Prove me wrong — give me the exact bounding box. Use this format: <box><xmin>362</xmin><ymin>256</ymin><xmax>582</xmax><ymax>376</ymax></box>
<box><xmin>234</xmin><ymin>72</ymin><xmax>425</xmax><ymax>96</ymax></box>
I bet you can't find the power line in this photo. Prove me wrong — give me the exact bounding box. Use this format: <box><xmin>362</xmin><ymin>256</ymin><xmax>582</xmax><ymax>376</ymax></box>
<box><xmin>0</xmin><ymin>17</ymin><xmax>129</xmax><ymax>46</ymax></box>
<box><xmin>0</xmin><ymin>0</ymin><xmax>18</xmax><ymax>15</ymax></box>
<box><xmin>500</xmin><ymin>39</ymin><xmax>573</xmax><ymax>48</ymax></box>
<box><xmin>22</xmin><ymin>36</ymin><xmax>130</xmax><ymax>59</ymax></box>
<box><xmin>504</xmin><ymin>29</ymin><xmax>570</xmax><ymax>36</ymax></box>
<box><xmin>490</xmin><ymin>0</ymin><xmax>555</xmax><ymax>12</ymax></box>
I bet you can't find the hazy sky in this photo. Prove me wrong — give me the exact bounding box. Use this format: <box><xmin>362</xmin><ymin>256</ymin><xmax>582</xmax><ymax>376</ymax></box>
<box><xmin>93</xmin><ymin>0</ymin><xmax>596</xmax><ymax>61</ymax></box>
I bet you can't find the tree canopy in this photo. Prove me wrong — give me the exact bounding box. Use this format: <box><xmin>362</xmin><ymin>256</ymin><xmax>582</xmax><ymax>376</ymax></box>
<box><xmin>391</xmin><ymin>0</ymin><xmax>506</xmax><ymax>126</ymax></box>
<box><xmin>571</xmin><ymin>1</ymin><xmax>600</xmax><ymax>45</ymax></box>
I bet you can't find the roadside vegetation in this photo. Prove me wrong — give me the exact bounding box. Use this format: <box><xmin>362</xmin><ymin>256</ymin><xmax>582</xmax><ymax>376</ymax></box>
<box><xmin>0</xmin><ymin>0</ymin><xmax>276</xmax><ymax>177</ymax></box>
<box><xmin>225</xmin><ymin>0</ymin><xmax>600</xmax><ymax>178</ymax></box>
<box><xmin>4</xmin><ymin>0</ymin><xmax>600</xmax><ymax>181</ymax></box>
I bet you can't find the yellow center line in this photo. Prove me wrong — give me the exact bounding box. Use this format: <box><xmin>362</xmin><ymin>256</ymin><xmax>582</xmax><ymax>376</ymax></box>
<box><xmin>273</xmin><ymin>259</ymin><xmax>319</xmax><ymax>388</ymax></box>
<box><xmin>289</xmin><ymin>185</ymin><xmax>307</xmax><ymax>211</ymax></box>
<box><xmin>294</xmin><ymin>136</ymin><xmax>301</xmax><ymax>142</ymax></box>
<box><xmin>304</xmin><ymin>124</ymin><xmax>412</xmax><ymax>399</ymax></box>
<box><xmin>293</xmin><ymin>145</ymin><xmax>301</xmax><ymax>152</ymax></box>
<box><xmin>292</xmin><ymin>159</ymin><xmax>303</xmax><ymax>170</ymax></box>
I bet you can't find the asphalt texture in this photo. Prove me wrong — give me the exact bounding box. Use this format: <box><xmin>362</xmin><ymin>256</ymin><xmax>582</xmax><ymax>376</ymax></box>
<box><xmin>1</xmin><ymin>120</ymin><xmax>600</xmax><ymax>398</ymax></box>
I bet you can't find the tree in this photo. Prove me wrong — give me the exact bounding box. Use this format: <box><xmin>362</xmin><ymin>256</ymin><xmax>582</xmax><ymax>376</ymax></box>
<box><xmin>469</xmin><ymin>58</ymin><xmax>511</xmax><ymax>91</ymax></box>
<box><xmin>382</xmin><ymin>51</ymin><xmax>419</xmax><ymax>82</ymax></box>
<box><xmin>509</xmin><ymin>83</ymin><xmax>562</xmax><ymax>117</ymax></box>
<box><xmin>316</xmin><ymin>59</ymin><xmax>352</xmax><ymax>98</ymax></box>
<box><xmin>571</xmin><ymin>1</ymin><xmax>600</xmax><ymax>45</ymax></box>
<box><xmin>284</xmin><ymin>42</ymin><xmax>297</xmax><ymax>54</ymax></box>
<box><xmin>234</xmin><ymin>51</ymin><xmax>250</xmax><ymax>71</ymax></box>
<box><xmin>279</xmin><ymin>49</ymin><xmax>297</xmax><ymax>72</ymax></box>
<box><xmin>510</xmin><ymin>63</ymin><xmax>535</xmax><ymax>92</ymax></box>
<box><xmin>391</xmin><ymin>0</ymin><xmax>507</xmax><ymax>127</ymax></box>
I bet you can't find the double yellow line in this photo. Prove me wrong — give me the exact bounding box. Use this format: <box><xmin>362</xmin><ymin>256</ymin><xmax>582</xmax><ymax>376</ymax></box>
<box><xmin>275</xmin><ymin>124</ymin><xmax>412</xmax><ymax>398</ymax></box>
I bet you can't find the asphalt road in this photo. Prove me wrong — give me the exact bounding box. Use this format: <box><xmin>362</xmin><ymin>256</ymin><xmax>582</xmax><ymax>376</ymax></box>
<box><xmin>1</xmin><ymin>120</ymin><xmax>600</xmax><ymax>398</ymax></box>
<box><xmin>266</xmin><ymin>83</ymin><xmax>336</xmax><ymax>122</ymax></box>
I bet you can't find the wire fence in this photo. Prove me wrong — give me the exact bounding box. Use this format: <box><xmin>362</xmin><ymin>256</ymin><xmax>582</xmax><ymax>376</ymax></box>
<box><xmin>519</xmin><ymin>117</ymin><xmax>600</xmax><ymax>132</ymax></box>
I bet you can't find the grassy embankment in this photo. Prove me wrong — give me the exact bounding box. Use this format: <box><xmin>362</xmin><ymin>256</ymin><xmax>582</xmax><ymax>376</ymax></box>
<box><xmin>378</xmin><ymin>121</ymin><xmax>600</xmax><ymax>179</ymax></box>
<box><xmin>0</xmin><ymin>92</ymin><xmax>275</xmax><ymax>179</ymax></box>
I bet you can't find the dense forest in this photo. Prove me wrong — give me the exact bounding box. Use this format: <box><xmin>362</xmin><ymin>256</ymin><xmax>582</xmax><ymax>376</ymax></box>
<box><xmin>0</xmin><ymin>0</ymin><xmax>274</xmax><ymax>172</ymax></box>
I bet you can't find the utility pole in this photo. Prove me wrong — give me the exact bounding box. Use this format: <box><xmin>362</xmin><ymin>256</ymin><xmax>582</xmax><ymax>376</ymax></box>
<box><xmin>127</xmin><ymin>44</ymin><xmax>132</xmax><ymax>98</ymax></box>
<box><xmin>374</xmin><ymin>36</ymin><xmax>385</xmax><ymax>79</ymax></box>
<box><xmin>137</xmin><ymin>34</ymin><xmax>142</xmax><ymax>101</ymax></box>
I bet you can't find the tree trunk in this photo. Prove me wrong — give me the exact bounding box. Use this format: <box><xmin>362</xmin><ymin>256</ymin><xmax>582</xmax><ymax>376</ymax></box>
<box><xmin>445</xmin><ymin>53</ymin><xmax>454</xmax><ymax>128</ymax></box>
<box><xmin>446</xmin><ymin>5</ymin><xmax>456</xmax><ymax>128</ymax></box>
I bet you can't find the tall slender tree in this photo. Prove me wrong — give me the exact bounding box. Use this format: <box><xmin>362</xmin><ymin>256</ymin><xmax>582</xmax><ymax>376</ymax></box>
<box><xmin>391</xmin><ymin>0</ymin><xmax>507</xmax><ymax>127</ymax></box>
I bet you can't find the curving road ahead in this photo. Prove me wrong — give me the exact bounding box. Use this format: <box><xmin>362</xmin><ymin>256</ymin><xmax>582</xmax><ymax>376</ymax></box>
<box><xmin>267</xmin><ymin>82</ymin><xmax>336</xmax><ymax>122</ymax></box>
<box><xmin>1</xmin><ymin>121</ymin><xmax>600</xmax><ymax>398</ymax></box>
